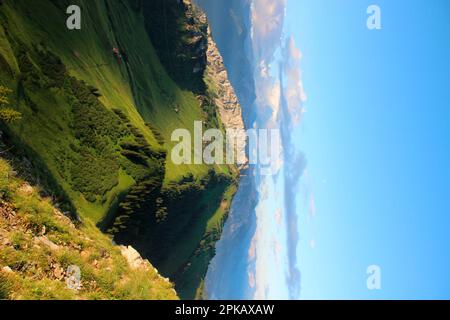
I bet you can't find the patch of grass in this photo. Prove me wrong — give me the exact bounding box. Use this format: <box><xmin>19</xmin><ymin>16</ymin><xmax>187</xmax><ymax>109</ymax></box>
<box><xmin>0</xmin><ymin>85</ymin><xmax>21</xmax><ymax>123</ymax></box>
<box><xmin>0</xmin><ymin>273</ymin><xmax>12</xmax><ymax>299</ymax></box>
<box><xmin>10</xmin><ymin>231</ymin><xmax>26</xmax><ymax>250</ymax></box>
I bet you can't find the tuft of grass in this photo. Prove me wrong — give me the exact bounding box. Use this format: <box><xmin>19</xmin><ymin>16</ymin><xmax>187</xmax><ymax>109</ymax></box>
<box><xmin>0</xmin><ymin>273</ymin><xmax>12</xmax><ymax>300</ymax></box>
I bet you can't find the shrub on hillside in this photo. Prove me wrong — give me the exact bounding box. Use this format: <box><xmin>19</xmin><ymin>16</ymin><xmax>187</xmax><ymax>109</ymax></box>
<box><xmin>0</xmin><ymin>86</ymin><xmax>21</xmax><ymax>123</ymax></box>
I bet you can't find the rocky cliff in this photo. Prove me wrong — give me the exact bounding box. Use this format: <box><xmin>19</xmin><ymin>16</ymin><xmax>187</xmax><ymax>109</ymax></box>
<box><xmin>205</xmin><ymin>26</ymin><xmax>247</xmax><ymax>166</ymax></box>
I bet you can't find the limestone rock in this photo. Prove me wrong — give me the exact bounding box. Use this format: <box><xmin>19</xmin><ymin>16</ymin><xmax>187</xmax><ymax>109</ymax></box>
<box><xmin>34</xmin><ymin>236</ymin><xmax>59</xmax><ymax>251</ymax></box>
<box><xmin>205</xmin><ymin>25</ymin><xmax>248</xmax><ymax>168</ymax></box>
<box><xmin>120</xmin><ymin>245</ymin><xmax>152</xmax><ymax>271</ymax></box>
<box><xmin>1</xmin><ymin>266</ymin><xmax>13</xmax><ymax>273</ymax></box>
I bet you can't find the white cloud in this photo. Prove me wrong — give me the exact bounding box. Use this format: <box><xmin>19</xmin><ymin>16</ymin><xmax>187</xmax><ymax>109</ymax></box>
<box><xmin>251</xmin><ymin>0</ymin><xmax>286</xmax><ymax>63</ymax></box>
<box><xmin>283</xmin><ymin>36</ymin><xmax>307</xmax><ymax>124</ymax></box>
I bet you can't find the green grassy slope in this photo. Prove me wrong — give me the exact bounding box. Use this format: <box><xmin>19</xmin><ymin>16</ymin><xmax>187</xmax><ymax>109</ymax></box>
<box><xmin>0</xmin><ymin>157</ymin><xmax>178</xmax><ymax>300</ymax></box>
<box><xmin>0</xmin><ymin>0</ymin><xmax>239</xmax><ymax>299</ymax></box>
<box><xmin>0</xmin><ymin>0</ymin><xmax>160</xmax><ymax>221</ymax></box>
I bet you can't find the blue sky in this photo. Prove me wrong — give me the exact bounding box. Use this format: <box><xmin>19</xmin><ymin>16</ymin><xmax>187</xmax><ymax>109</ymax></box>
<box><xmin>287</xmin><ymin>0</ymin><xmax>450</xmax><ymax>299</ymax></box>
<box><xmin>201</xmin><ymin>0</ymin><xmax>449</xmax><ymax>300</ymax></box>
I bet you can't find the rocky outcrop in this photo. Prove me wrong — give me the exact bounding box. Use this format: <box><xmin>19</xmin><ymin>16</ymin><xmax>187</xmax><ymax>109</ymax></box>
<box><xmin>205</xmin><ymin>24</ymin><xmax>248</xmax><ymax>168</ymax></box>
<box><xmin>120</xmin><ymin>245</ymin><xmax>154</xmax><ymax>271</ymax></box>
<box><xmin>206</xmin><ymin>31</ymin><xmax>245</xmax><ymax>130</ymax></box>
<box><xmin>196</xmin><ymin>0</ymin><xmax>257</xmax><ymax>127</ymax></box>
<box><xmin>119</xmin><ymin>245</ymin><xmax>174</xmax><ymax>289</ymax></box>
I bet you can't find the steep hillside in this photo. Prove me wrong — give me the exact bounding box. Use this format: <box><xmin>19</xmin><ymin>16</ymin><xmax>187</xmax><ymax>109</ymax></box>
<box><xmin>0</xmin><ymin>0</ymin><xmax>244</xmax><ymax>299</ymax></box>
<box><xmin>0</xmin><ymin>156</ymin><xmax>177</xmax><ymax>300</ymax></box>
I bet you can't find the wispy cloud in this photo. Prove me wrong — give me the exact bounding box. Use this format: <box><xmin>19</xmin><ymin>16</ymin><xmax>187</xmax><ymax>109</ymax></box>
<box><xmin>251</xmin><ymin>0</ymin><xmax>286</xmax><ymax>64</ymax></box>
<box><xmin>283</xmin><ymin>36</ymin><xmax>307</xmax><ymax>124</ymax></box>
<box><xmin>281</xmin><ymin>150</ymin><xmax>306</xmax><ymax>299</ymax></box>
<box><xmin>249</xmin><ymin>0</ymin><xmax>308</xmax><ymax>300</ymax></box>
<box><xmin>279</xmin><ymin>36</ymin><xmax>308</xmax><ymax>299</ymax></box>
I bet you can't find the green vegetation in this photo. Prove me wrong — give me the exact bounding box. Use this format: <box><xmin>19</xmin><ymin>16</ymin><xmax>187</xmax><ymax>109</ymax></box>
<box><xmin>0</xmin><ymin>158</ymin><xmax>178</xmax><ymax>300</ymax></box>
<box><xmin>139</xmin><ymin>0</ymin><xmax>208</xmax><ymax>93</ymax></box>
<box><xmin>0</xmin><ymin>0</ymin><xmax>240</xmax><ymax>299</ymax></box>
<box><xmin>0</xmin><ymin>86</ymin><xmax>21</xmax><ymax>123</ymax></box>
